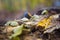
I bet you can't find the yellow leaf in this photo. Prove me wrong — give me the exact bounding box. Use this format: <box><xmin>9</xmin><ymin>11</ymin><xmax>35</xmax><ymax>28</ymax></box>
<box><xmin>37</xmin><ymin>16</ymin><xmax>53</xmax><ymax>29</ymax></box>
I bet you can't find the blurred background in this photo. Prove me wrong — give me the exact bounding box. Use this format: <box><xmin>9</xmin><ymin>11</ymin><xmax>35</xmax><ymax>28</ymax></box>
<box><xmin>0</xmin><ymin>0</ymin><xmax>60</xmax><ymax>21</ymax></box>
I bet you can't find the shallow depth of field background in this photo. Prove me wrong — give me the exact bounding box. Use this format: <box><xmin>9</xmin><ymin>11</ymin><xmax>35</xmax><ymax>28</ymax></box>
<box><xmin>0</xmin><ymin>0</ymin><xmax>60</xmax><ymax>21</ymax></box>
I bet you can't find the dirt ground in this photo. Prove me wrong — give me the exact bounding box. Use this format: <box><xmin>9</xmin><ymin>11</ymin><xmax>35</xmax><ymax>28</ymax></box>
<box><xmin>0</xmin><ymin>26</ymin><xmax>60</xmax><ymax>40</ymax></box>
